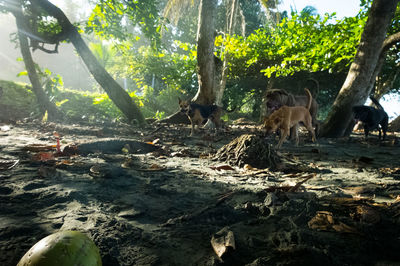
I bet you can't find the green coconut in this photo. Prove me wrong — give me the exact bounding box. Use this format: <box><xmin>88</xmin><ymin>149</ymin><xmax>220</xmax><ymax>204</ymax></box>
<box><xmin>17</xmin><ymin>230</ymin><xmax>102</xmax><ymax>266</ymax></box>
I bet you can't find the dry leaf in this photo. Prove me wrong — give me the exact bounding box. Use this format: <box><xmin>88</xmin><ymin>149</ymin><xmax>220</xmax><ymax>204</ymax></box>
<box><xmin>211</xmin><ymin>227</ymin><xmax>236</xmax><ymax>259</ymax></box>
<box><xmin>339</xmin><ymin>186</ymin><xmax>377</xmax><ymax>195</ymax></box>
<box><xmin>149</xmin><ymin>163</ymin><xmax>164</xmax><ymax>170</ymax></box>
<box><xmin>308</xmin><ymin>211</ymin><xmax>358</xmax><ymax>234</ymax></box>
<box><xmin>199</xmin><ymin>153</ymin><xmax>210</xmax><ymax>159</ymax></box>
<box><xmin>243</xmin><ymin>164</ymin><xmax>254</xmax><ymax>170</ymax></box>
<box><xmin>352</xmin><ymin>205</ymin><xmax>380</xmax><ymax>224</ymax></box>
<box><xmin>148</xmin><ymin>138</ymin><xmax>160</xmax><ymax>145</ymax></box>
<box><xmin>56</xmin><ymin>160</ymin><xmax>75</xmax><ymax>166</ymax></box>
<box><xmin>308</xmin><ymin>211</ymin><xmax>335</xmax><ymax>231</ymax></box>
<box><xmin>171</xmin><ymin>149</ymin><xmax>191</xmax><ymax>157</ymax></box>
<box><xmin>281</xmin><ymin>173</ymin><xmax>301</xmax><ymax>178</ymax></box>
<box><xmin>137</xmin><ymin>164</ymin><xmax>166</xmax><ymax>171</ymax></box>
<box><xmin>210</xmin><ymin>165</ymin><xmax>235</xmax><ymax>171</ymax></box>
<box><xmin>121</xmin><ymin>158</ymin><xmax>134</xmax><ymax>169</ymax></box>
<box><xmin>32</xmin><ymin>152</ymin><xmax>55</xmax><ymax>162</ymax></box>
<box><xmin>379</xmin><ymin>167</ymin><xmax>400</xmax><ymax>175</ymax></box>
<box><xmin>332</xmin><ymin>222</ymin><xmax>358</xmax><ymax>234</ymax></box>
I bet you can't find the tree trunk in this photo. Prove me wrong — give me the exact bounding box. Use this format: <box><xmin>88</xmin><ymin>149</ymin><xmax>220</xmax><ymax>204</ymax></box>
<box><xmin>372</xmin><ymin>31</ymin><xmax>400</xmax><ymax>99</ymax></box>
<box><xmin>192</xmin><ymin>0</ymin><xmax>217</xmax><ymax>105</ymax></box>
<box><xmin>389</xmin><ymin>114</ymin><xmax>400</xmax><ymax>132</ymax></box>
<box><xmin>375</xmin><ymin>67</ymin><xmax>399</xmax><ymax>100</ymax></box>
<box><xmin>33</xmin><ymin>0</ymin><xmax>146</xmax><ymax>126</ymax></box>
<box><xmin>216</xmin><ymin>0</ymin><xmax>238</xmax><ymax>106</ymax></box>
<box><xmin>13</xmin><ymin>5</ymin><xmax>62</xmax><ymax>120</ymax></box>
<box><xmin>319</xmin><ymin>0</ymin><xmax>399</xmax><ymax>138</ymax></box>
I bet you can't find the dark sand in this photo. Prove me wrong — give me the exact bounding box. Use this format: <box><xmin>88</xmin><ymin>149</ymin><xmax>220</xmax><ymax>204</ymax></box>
<box><xmin>1</xmin><ymin>121</ymin><xmax>400</xmax><ymax>265</ymax></box>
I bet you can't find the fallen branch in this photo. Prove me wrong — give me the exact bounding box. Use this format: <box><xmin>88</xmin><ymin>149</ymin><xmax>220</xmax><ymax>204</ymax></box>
<box><xmin>161</xmin><ymin>190</ymin><xmax>236</xmax><ymax>226</ymax></box>
<box><xmin>288</xmin><ymin>173</ymin><xmax>316</xmax><ymax>192</ymax></box>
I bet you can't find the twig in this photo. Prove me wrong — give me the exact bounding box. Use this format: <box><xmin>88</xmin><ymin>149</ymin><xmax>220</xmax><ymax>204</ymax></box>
<box><xmin>150</xmin><ymin>124</ymin><xmax>165</xmax><ymax>134</ymax></box>
<box><xmin>161</xmin><ymin>190</ymin><xmax>236</xmax><ymax>226</ymax></box>
<box><xmin>288</xmin><ymin>173</ymin><xmax>316</xmax><ymax>192</ymax></box>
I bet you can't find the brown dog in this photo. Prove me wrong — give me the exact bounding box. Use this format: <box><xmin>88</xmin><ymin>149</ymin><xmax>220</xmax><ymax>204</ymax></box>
<box><xmin>266</xmin><ymin>86</ymin><xmax>319</xmax><ymax>135</ymax></box>
<box><xmin>178</xmin><ymin>99</ymin><xmax>223</xmax><ymax>136</ymax></box>
<box><xmin>263</xmin><ymin>88</ymin><xmax>316</xmax><ymax>149</ymax></box>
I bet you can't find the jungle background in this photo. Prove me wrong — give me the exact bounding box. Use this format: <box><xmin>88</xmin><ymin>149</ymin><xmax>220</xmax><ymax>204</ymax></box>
<box><xmin>2</xmin><ymin>1</ymin><xmax>400</xmax><ymax>266</ymax></box>
<box><xmin>0</xmin><ymin>0</ymin><xmax>398</xmax><ymax>126</ymax></box>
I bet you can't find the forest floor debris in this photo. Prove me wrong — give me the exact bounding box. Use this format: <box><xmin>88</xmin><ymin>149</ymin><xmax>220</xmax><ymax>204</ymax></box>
<box><xmin>1</xmin><ymin>121</ymin><xmax>400</xmax><ymax>265</ymax></box>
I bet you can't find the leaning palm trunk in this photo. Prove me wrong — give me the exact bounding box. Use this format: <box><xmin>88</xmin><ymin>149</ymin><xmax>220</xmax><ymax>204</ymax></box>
<box><xmin>33</xmin><ymin>0</ymin><xmax>146</xmax><ymax>126</ymax></box>
<box><xmin>13</xmin><ymin>6</ymin><xmax>62</xmax><ymax>120</ymax></box>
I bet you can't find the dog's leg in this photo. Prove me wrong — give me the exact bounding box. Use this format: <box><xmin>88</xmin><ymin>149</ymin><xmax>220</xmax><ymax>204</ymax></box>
<box><xmin>305</xmin><ymin>122</ymin><xmax>316</xmax><ymax>143</ymax></box>
<box><xmin>211</xmin><ymin>116</ymin><xmax>220</xmax><ymax>135</ymax></box>
<box><xmin>378</xmin><ymin>127</ymin><xmax>382</xmax><ymax>141</ymax></box>
<box><xmin>195</xmin><ymin>120</ymin><xmax>203</xmax><ymax>136</ymax></box>
<box><xmin>303</xmin><ymin>116</ymin><xmax>316</xmax><ymax>143</ymax></box>
<box><xmin>289</xmin><ymin>126</ymin><xmax>297</xmax><ymax>140</ymax></box>
<box><xmin>293</xmin><ymin>124</ymin><xmax>299</xmax><ymax>146</ymax></box>
<box><xmin>189</xmin><ymin>118</ymin><xmax>195</xmax><ymax>136</ymax></box>
<box><xmin>276</xmin><ymin>129</ymin><xmax>288</xmax><ymax>149</ymax></box>
<box><xmin>314</xmin><ymin>121</ymin><xmax>320</xmax><ymax>137</ymax></box>
<box><xmin>363</xmin><ymin>125</ymin><xmax>369</xmax><ymax>140</ymax></box>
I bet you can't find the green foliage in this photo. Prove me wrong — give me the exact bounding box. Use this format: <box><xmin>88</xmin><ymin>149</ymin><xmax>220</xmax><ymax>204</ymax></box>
<box><xmin>0</xmin><ymin>80</ymin><xmax>38</xmax><ymax>116</ymax></box>
<box><xmin>17</xmin><ymin>60</ymin><xmax>64</xmax><ymax>97</ymax></box>
<box><xmin>89</xmin><ymin>42</ymin><xmax>118</xmax><ymax>68</ymax></box>
<box><xmin>86</xmin><ymin>0</ymin><xmax>162</xmax><ymax>49</ymax></box>
<box><xmin>108</xmin><ymin>41</ymin><xmax>197</xmax><ymax>117</ymax></box>
<box><xmin>0</xmin><ymin>80</ymin><xmax>130</xmax><ymax>122</ymax></box>
<box><xmin>212</xmin><ymin>11</ymin><xmax>370</xmax><ymax>120</ymax></box>
<box><xmin>223</xmin><ymin>13</ymin><xmax>367</xmax><ymax>78</ymax></box>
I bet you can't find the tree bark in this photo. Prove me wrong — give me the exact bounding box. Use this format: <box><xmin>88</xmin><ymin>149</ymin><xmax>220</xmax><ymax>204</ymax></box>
<box><xmin>374</xmin><ymin>67</ymin><xmax>399</xmax><ymax>100</ymax></box>
<box><xmin>367</xmin><ymin>31</ymin><xmax>400</xmax><ymax>97</ymax></box>
<box><xmin>32</xmin><ymin>0</ymin><xmax>146</xmax><ymax>126</ymax></box>
<box><xmin>319</xmin><ymin>0</ymin><xmax>399</xmax><ymax>138</ymax></box>
<box><xmin>216</xmin><ymin>0</ymin><xmax>239</xmax><ymax>106</ymax></box>
<box><xmin>13</xmin><ymin>4</ymin><xmax>62</xmax><ymax>120</ymax></box>
<box><xmin>389</xmin><ymin>114</ymin><xmax>400</xmax><ymax>132</ymax></box>
<box><xmin>193</xmin><ymin>0</ymin><xmax>218</xmax><ymax>105</ymax></box>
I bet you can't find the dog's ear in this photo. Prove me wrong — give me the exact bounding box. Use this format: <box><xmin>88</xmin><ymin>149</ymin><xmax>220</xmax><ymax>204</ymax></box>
<box><xmin>178</xmin><ymin>97</ymin><xmax>182</xmax><ymax>104</ymax></box>
<box><xmin>274</xmin><ymin>117</ymin><xmax>281</xmax><ymax>124</ymax></box>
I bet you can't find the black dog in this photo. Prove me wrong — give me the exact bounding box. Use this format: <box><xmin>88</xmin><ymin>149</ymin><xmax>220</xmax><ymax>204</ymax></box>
<box><xmin>352</xmin><ymin>96</ymin><xmax>388</xmax><ymax>140</ymax></box>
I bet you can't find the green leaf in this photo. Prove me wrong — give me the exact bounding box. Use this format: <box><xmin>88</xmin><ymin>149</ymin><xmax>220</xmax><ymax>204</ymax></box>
<box><xmin>17</xmin><ymin>71</ymin><xmax>28</xmax><ymax>77</ymax></box>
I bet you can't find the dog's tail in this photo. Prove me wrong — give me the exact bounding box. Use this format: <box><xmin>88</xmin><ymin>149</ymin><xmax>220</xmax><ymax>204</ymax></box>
<box><xmin>307</xmin><ymin>78</ymin><xmax>319</xmax><ymax>98</ymax></box>
<box><xmin>370</xmin><ymin>96</ymin><xmax>384</xmax><ymax>110</ymax></box>
<box><xmin>304</xmin><ymin>88</ymin><xmax>312</xmax><ymax>110</ymax></box>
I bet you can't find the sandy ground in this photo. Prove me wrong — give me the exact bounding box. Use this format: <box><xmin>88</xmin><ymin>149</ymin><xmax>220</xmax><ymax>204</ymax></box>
<box><xmin>1</xmin><ymin>121</ymin><xmax>400</xmax><ymax>266</ymax></box>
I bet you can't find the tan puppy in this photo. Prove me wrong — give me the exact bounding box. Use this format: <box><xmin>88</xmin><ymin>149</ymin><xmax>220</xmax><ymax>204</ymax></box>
<box><xmin>266</xmin><ymin>84</ymin><xmax>319</xmax><ymax>135</ymax></box>
<box><xmin>263</xmin><ymin>88</ymin><xmax>316</xmax><ymax>149</ymax></box>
